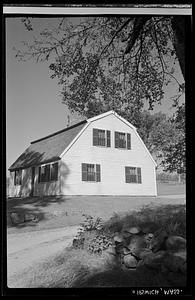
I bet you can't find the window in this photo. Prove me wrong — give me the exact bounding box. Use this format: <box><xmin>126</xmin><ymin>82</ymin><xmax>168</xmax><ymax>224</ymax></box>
<box><xmin>115</xmin><ymin>131</ymin><xmax>131</xmax><ymax>149</ymax></box>
<box><xmin>93</xmin><ymin>128</ymin><xmax>111</xmax><ymax>147</ymax></box>
<box><xmin>125</xmin><ymin>167</ymin><xmax>142</xmax><ymax>183</ymax></box>
<box><xmin>51</xmin><ymin>162</ymin><xmax>58</xmax><ymax>181</ymax></box>
<box><xmin>14</xmin><ymin>169</ymin><xmax>22</xmax><ymax>185</ymax></box>
<box><xmin>82</xmin><ymin>163</ymin><xmax>101</xmax><ymax>182</ymax></box>
<box><xmin>38</xmin><ymin>162</ymin><xmax>58</xmax><ymax>183</ymax></box>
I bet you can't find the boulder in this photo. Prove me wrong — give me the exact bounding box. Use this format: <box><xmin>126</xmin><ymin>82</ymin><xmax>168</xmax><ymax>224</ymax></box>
<box><xmin>10</xmin><ymin>212</ymin><xmax>25</xmax><ymax>224</ymax></box>
<box><xmin>105</xmin><ymin>245</ymin><xmax>116</xmax><ymax>256</ymax></box>
<box><xmin>142</xmin><ymin>250</ymin><xmax>166</xmax><ymax>270</ymax></box>
<box><xmin>124</xmin><ymin>226</ymin><xmax>141</xmax><ymax>235</ymax></box>
<box><xmin>121</xmin><ymin>231</ymin><xmax>132</xmax><ymax>239</ymax></box>
<box><xmin>113</xmin><ymin>233</ymin><xmax>124</xmax><ymax>243</ymax></box>
<box><xmin>150</xmin><ymin>230</ymin><xmax>168</xmax><ymax>253</ymax></box>
<box><xmin>139</xmin><ymin>248</ymin><xmax>154</xmax><ymax>260</ymax></box>
<box><xmin>126</xmin><ymin>235</ymin><xmax>148</xmax><ymax>257</ymax></box>
<box><xmin>164</xmin><ymin>236</ymin><xmax>186</xmax><ymax>251</ymax></box>
<box><xmin>162</xmin><ymin>251</ymin><xmax>186</xmax><ymax>273</ymax></box>
<box><xmin>123</xmin><ymin>254</ymin><xmax>138</xmax><ymax>269</ymax></box>
<box><xmin>123</xmin><ymin>247</ymin><xmax>131</xmax><ymax>255</ymax></box>
<box><xmin>115</xmin><ymin>243</ymin><xmax>124</xmax><ymax>255</ymax></box>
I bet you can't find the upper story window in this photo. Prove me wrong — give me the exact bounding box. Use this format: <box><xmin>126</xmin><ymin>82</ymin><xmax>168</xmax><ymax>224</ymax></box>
<box><xmin>38</xmin><ymin>162</ymin><xmax>58</xmax><ymax>183</ymax></box>
<box><xmin>125</xmin><ymin>166</ymin><xmax>142</xmax><ymax>183</ymax></box>
<box><xmin>82</xmin><ymin>163</ymin><xmax>101</xmax><ymax>182</ymax></box>
<box><xmin>93</xmin><ymin>128</ymin><xmax>111</xmax><ymax>147</ymax></box>
<box><xmin>115</xmin><ymin>131</ymin><xmax>131</xmax><ymax>149</ymax></box>
<box><xmin>14</xmin><ymin>169</ymin><xmax>22</xmax><ymax>185</ymax></box>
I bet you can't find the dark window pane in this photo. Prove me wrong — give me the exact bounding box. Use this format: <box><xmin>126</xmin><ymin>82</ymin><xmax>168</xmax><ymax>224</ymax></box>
<box><xmin>87</xmin><ymin>164</ymin><xmax>95</xmax><ymax>181</ymax></box>
<box><xmin>45</xmin><ymin>165</ymin><xmax>50</xmax><ymax>182</ymax></box>
<box><xmin>118</xmin><ymin>132</ymin><xmax>126</xmax><ymax>148</ymax></box>
<box><xmin>96</xmin><ymin>164</ymin><xmax>101</xmax><ymax>182</ymax></box>
<box><xmin>127</xmin><ymin>133</ymin><xmax>131</xmax><ymax>149</ymax></box>
<box><xmin>106</xmin><ymin>130</ymin><xmax>111</xmax><ymax>147</ymax></box>
<box><xmin>51</xmin><ymin>162</ymin><xmax>58</xmax><ymax>181</ymax></box>
<box><xmin>137</xmin><ymin>167</ymin><xmax>142</xmax><ymax>183</ymax></box>
<box><xmin>115</xmin><ymin>132</ymin><xmax>119</xmax><ymax>148</ymax></box>
<box><xmin>38</xmin><ymin>167</ymin><xmax>41</xmax><ymax>183</ymax></box>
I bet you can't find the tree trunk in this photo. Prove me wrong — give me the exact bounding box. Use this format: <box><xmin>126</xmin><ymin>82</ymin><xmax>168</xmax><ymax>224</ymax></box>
<box><xmin>171</xmin><ymin>16</ymin><xmax>185</xmax><ymax>80</ymax></box>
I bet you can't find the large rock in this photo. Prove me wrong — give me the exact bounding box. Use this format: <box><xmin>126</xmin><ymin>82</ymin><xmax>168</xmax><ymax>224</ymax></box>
<box><xmin>123</xmin><ymin>254</ymin><xmax>138</xmax><ymax>269</ymax></box>
<box><xmin>164</xmin><ymin>236</ymin><xmax>186</xmax><ymax>251</ymax></box>
<box><xmin>113</xmin><ymin>233</ymin><xmax>124</xmax><ymax>243</ymax></box>
<box><xmin>141</xmin><ymin>250</ymin><xmax>166</xmax><ymax>270</ymax></box>
<box><xmin>10</xmin><ymin>212</ymin><xmax>25</xmax><ymax>224</ymax></box>
<box><xmin>115</xmin><ymin>243</ymin><xmax>124</xmax><ymax>255</ymax></box>
<box><xmin>126</xmin><ymin>235</ymin><xmax>148</xmax><ymax>257</ymax></box>
<box><xmin>162</xmin><ymin>251</ymin><xmax>186</xmax><ymax>273</ymax></box>
<box><xmin>105</xmin><ymin>245</ymin><xmax>116</xmax><ymax>256</ymax></box>
<box><xmin>150</xmin><ymin>230</ymin><xmax>168</xmax><ymax>253</ymax></box>
<box><xmin>103</xmin><ymin>246</ymin><xmax>118</xmax><ymax>265</ymax></box>
<box><xmin>123</xmin><ymin>226</ymin><xmax>141</xmax><ymax>235</ymax></box>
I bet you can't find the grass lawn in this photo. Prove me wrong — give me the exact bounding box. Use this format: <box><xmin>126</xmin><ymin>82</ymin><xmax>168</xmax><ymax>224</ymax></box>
<box><xmin>10</xmin><ymin>203</ymin><xmax>186</xmax><ymax>288</ymax></box>
<box><xmin>157</xmin><ymin>181</ymin><xmax>186</xmax><ymax>195</ymax></box>
<box><xmin>7</xmin><ymin>182</ymin><xmax>185</xmax><ymax>234</ymax></box>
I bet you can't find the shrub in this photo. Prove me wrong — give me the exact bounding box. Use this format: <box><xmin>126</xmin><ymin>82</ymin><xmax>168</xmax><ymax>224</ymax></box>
<box><xmin>73</xmin><ymin>214</ymin><xmax>112</xmax><ymax>254</ymax></box>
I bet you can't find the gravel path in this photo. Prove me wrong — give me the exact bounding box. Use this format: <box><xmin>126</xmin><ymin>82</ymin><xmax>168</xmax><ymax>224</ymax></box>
<box><xmin>7</xmin><ymin>225</ymin><xmax>79</xmax><ymax>287</ymax></box>
<box><xmin>7</xmin><ymin>193</ymin><xmax>185</xmax><ymax>287</ymax></box>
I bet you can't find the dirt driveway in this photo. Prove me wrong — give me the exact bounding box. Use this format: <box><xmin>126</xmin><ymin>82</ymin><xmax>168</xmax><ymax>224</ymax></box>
<box><xmin>7</xmin><ymin>225</ymin><xmax>79</xmax><ymax>288</ymax></box>
<box><xmin>7</xmin><ymin>192</ymin><xmax>185</xmax><ymax>288</ymax></box>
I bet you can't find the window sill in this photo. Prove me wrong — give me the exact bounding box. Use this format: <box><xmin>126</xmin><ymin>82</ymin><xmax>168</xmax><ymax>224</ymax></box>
<box><xmin>82</xmin><ymin>181</ymin><xmax>101</xmax><ymax>183</ymax></box>
<box><xmin>38</xmin><ymin>180</ymin><xmax>58</xmax><ymax>184</ymax></box>
<box><xmin>115</xmin><ymin>148</ymin><xmax>131</xmax><ymax>150</ymax></box>
<box><xmin>93</xmin><ymin>145</ymin><xmax>109</xmax><ymax>148</ymax></box>
<box><xmin>126</xmin><ymin>182</ymin><xmax>142</xmax><ymax>184</ymax></box>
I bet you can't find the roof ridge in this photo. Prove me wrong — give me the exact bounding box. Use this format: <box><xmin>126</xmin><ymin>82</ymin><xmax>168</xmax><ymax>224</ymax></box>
<box><xmin>31</xmin><ymin>120</ymin><xmax>87</xmax><ymax>144</ymax></box>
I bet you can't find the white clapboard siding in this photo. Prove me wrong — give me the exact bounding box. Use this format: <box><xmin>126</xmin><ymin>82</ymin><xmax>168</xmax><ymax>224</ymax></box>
<box><xmin>60</xmin><ymin>113</ymin><xmax>157</xmax><ymax>196</ymax></box>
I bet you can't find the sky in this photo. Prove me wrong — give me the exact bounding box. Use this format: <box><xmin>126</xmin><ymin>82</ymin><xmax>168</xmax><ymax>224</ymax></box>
<box><xmin>6</xmin><ymin>17</ymin><xmax>185</xmax><ymax>171</ymax></box>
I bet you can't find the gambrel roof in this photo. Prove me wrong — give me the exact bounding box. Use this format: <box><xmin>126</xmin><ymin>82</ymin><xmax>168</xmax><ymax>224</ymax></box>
<box><xmin>9</xmin><ymin>110</ymin><xmax>156</xmax><ymax>171</ymax></box>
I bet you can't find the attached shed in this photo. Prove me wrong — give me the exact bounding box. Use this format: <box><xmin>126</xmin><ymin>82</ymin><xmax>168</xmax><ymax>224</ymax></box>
<box><xmin>8</xmin><ymin>111</ymin><xmax>157</xmax><ymax>197</ymax></box>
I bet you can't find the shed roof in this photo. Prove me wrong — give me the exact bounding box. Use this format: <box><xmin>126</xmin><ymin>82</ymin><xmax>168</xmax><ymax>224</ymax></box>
<box><xmin>9</xmin><ymin>120</ymin><xmax>87</xmax><ymax>171</ymax></box>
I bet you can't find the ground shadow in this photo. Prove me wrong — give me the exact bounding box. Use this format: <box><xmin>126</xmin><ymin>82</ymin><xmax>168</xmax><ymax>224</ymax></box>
<box><xmin>7</xmin><ymin>160</ymin><xmax>70</xmax><ymax>229</ymax></box>
<box><xmin>71</xmin><ymin>264</ymin><xmax>186</xmax><ymax>288</ymax></box>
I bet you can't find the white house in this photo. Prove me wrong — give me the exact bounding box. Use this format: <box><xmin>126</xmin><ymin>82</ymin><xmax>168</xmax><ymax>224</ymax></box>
<box><xmin>8</xmin><ymin>111</ymin><xmax>157</xmax><ymax>197</ymax></box>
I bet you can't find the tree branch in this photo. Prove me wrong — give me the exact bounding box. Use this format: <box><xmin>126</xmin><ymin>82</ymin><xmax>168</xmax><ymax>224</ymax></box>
<box><xmin>124</xmin><ymin>17</ymin><xmax>151</xmax><ymax>55</ymax></box>
<box><xmin>99</xmin><ymin>18</ymin><xmax>133</xmax><ymax>58</ymax></box>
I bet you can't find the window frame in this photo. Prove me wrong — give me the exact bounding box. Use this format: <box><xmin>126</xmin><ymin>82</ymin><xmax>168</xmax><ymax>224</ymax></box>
<box><xmin>82</xmin><ymin>163</ymin><xmax>101</xmax><ymax>182</ymax></box>
<box><xmin>38</xmin><ymin>162</ymin><xmax>58</xmax><ymax>183</ymax></box>
<box><xmin>125</xmin><ymin>166</ymin><xmax>142</xmax><ymax>184</ymax></box>
<box><xmin>93</xmin><ymin>128</ymin><xmax>111</xmax><ymax>147</ymax></box>
<box><xmin>115</xmin><ymin>131</ymin><xmax>131</xmax><ymax>149</ymax></box>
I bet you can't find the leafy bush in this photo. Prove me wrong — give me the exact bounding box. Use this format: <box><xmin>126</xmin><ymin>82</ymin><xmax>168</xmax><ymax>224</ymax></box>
<box><xmin>73</xmin><ymin>214</ymin><xmax>112</xmax><ymax>254</ymax></box>
<box><xmin>79</xmin><ymin>214</ymin><xmax>103</xmax><ymax>231</ymax></box>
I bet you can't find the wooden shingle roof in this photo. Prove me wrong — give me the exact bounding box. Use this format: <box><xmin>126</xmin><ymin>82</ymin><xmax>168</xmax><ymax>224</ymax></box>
<box><xmin>9</xmin><ymin>120</ymin><xmax>87</xmax><ymax>171</ymax></box>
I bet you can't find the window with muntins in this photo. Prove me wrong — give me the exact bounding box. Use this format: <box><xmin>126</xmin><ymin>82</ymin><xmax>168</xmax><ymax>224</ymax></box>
<box><xmin>125</xmin><ymin>167</ymin><xmax>142</xmax><ymax>183</ymax></box>
<box><xmin>14</xmin><ymin>169</ymin><xmax>22</xmax><ymax>185</ymax></box>
<box><xmin>93</xmin><ymin>128</ymin><xmax>111</xmax><ymax>147</ymax></box>
<box><xmin>38</xmin><ymin>162</ymin><xmax>58</xmax><ymax>183</ymax></box>
<box><xmin>82</xmin><ymin>163</ymin><xmax>101</xmax><ymax>182</ymax></box>
<box><xmin>115</xmin><ymin>131</ymin><xmax>131</xmax><ymax>149</ymax></box>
